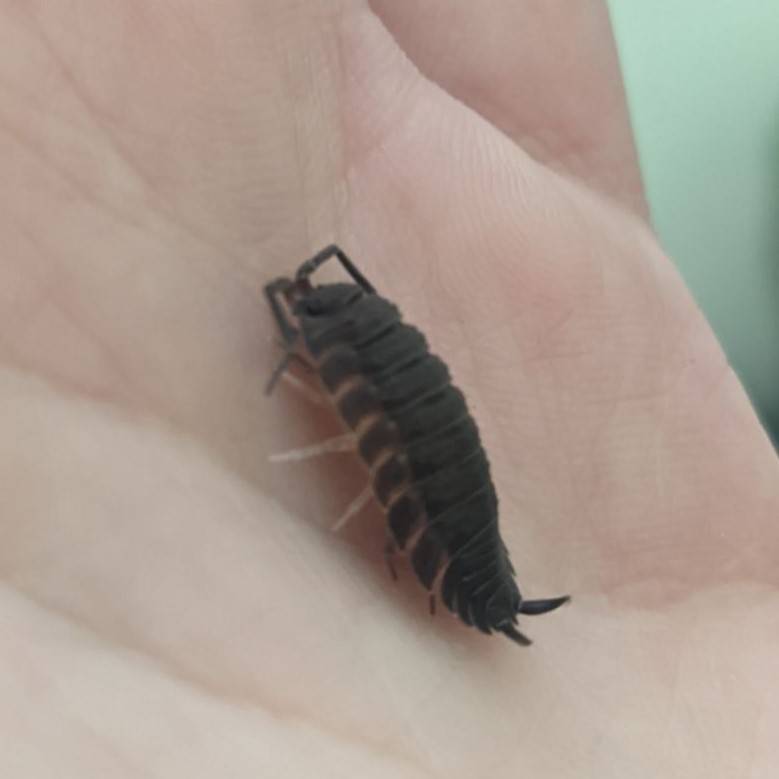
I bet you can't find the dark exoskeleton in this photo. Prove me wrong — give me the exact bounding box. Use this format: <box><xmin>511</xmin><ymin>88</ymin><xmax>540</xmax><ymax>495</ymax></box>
<box><xmin>265</xmin><ymin>245</ymin><xmax>569</xmax><ymax>645</ymax></box>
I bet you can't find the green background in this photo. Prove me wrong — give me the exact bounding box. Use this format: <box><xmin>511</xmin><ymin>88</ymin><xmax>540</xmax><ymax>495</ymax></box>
<box><xmin>609</xmin><ymin>1</ymin><xmax>779</xmax><ymax>442</ymax></box>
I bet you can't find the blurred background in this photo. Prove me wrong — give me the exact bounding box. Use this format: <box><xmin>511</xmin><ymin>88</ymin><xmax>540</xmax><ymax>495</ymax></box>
<box><xmin>608</xmin><ymin>1</ymin><xmax>779</xmax><ymax>446</ymax></box>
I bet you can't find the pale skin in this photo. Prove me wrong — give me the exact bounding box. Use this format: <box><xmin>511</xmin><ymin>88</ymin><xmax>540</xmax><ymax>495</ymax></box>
<box><xmin>1</xmin><ymin>1</ymin><xmax>778</xmax><ymax>776</ymax></box>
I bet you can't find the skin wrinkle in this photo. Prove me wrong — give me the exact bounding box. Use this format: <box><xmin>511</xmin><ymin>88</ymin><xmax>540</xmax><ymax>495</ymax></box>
<box><xmin>0</xmin><ymin>105</ymin><xmax>148</xmax><ymax>237</ymax></box>
<box><xmin>1</xmin><ymin>585</ymin><xmax>432</xmax><ymax>779</ymax></box>
<box><xmin>284</xmin><ymin>44</ymin><xmax>317</xmax><ymax>252</ymax></box>
<box><xmin>0</xmin><ymin>392</ymin><xmax>432</xmax><ymax>775</ymax></box>
<box><xmin>0</xmin><ymin>241</ymin><xmax>274</xmax><ymax>465</ymax></box>
<box><xmin>368</xmin><ymin>0</ymin><xmax>647</xmax><ymax>217</ymax></box>
<box><xmin>0</xmin><ymin>239</ymin><xmax>146</xmax><ymax>407</ymax></box>
<box><xmin>0</xmin><ymin>106</ymin><xmax>252</xmax><ymax>292</ymax></box>
<box><xmin>4</xmin><ymin>234</ymin><xmax>264</xmax><ymax>435</ymax></box>
<box><xmin>454</xmin><ymin>85</ymin><xmax>646</xmax><ymax>219</ymax></box>
<box><xmin>272</xmin><ymin>8</ymin><xmax>347</xmax><ymax>251</ymax></box>
<box><xmin>335</xmin><ymin>10</ymin><xmax>429</xmax><ymax>185</ymax></box>
<box><xmin>514</xmin><ymin>111</ymin><xmax>643</xmax><ymax>207</ymax></box>
<box><xmin>0</xmin><ymin>26</ymin><xmax>262</xmax><ymax>307</ymax></box>
<box><xmin>300</xmin><ymin>22</ymin><xmax>355</xmax><ymax>243</ymax></box>
<box><xmin>13</xmin><ymin>4</ymin><xmax>256</xmax><ymax>268</ymax></box>
<box><xmin>27</xmin><ymin>12</ymin><xmax>158</xmax><ymax>202</ymax></box>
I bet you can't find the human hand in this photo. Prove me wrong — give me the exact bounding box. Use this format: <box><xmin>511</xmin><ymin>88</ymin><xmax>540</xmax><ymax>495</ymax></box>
<box><xmin>2</xmin><ymin>2</ymin><xmax>777</xmax><ymax>776</ymax></box>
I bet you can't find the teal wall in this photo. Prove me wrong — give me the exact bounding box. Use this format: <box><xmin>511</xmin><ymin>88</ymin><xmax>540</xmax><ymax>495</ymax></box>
<box><xmin>609</xmin><ymin>1</ymin><xmax>779</xmax><ymax>440</ymax></box>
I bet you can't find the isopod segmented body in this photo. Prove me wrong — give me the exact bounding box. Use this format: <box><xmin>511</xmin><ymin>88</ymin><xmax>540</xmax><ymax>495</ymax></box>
<box><xmin>265</xmin><ymin>245</ymin><xmax>569</xmax><ymax>645</ymax></box>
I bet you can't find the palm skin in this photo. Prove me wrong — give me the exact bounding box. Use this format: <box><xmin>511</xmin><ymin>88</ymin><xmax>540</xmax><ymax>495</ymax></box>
<box><xmin>1</xmin><ymin>2</ymin><xmax>777</xmax><ymax>777</ymax></box>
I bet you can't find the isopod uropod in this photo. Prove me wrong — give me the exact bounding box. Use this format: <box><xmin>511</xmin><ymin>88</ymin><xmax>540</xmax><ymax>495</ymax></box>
<box><xmin>265</xmin><ymin>245</ymin><xmax>569</xmax><ymax>645</ymax></box>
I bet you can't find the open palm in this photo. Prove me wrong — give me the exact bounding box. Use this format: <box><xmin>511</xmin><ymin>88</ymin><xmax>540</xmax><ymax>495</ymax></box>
<box><xmin>2</xmin><ymin>2</ymin><xmax>777</xmax><ymax>776</ymax></box>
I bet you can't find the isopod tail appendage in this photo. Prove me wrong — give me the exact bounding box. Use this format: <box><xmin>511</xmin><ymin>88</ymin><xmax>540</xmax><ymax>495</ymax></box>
<box><xmin>518</xmin><ymin>595</ymin><xmax>571</xmax><ymax>616</ymax></box>
<box><xmin>499</xmin><ymin>622</ymin><xmax>533</xmax><ymax>647</ymax></box>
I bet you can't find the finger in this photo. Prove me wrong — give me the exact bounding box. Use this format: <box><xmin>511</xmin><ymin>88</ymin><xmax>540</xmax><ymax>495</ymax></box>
<box><xmin>368</xmin><ymin>0</ymin><xmax>648</xmax><ymax>217</ymax></box>
<box><xmin>336</xmin><ymin>9</ymin><xmax>779</xmax><ymax>597</ymax></box>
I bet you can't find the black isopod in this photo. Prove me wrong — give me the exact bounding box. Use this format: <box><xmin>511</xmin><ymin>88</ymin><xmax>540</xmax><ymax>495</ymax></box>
<box><xmin>265</xmin><ymin>245</ymin><xmax>569</xmax><ymax>645</ymax></box>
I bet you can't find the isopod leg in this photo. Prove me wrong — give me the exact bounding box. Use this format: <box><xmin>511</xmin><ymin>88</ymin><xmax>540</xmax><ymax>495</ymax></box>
<box><xmin>384</xmin><ymin>539</ymin><xmax>399</xmax><ymax>581</ymax></box>
<box><xmin>265</xmin><ymin>351</ymin><xmax>295</xmax><ymax>395</ymax></box>
<box><xmin>295</xmin><ymin>245</ymin><xmax>376</xmax><ymax>294</ymax></box>
<box><xmin>269</xmin><ymin>433</ymin><xmax>356</xmax><ymax>462</ymax></box>
<box><xmin>264</xmin><ymin>277</ymin><xmax>303</xmax><ymax>395</ymax></box>
<box><xmin>268</xmin><ymin>337</ymin><xmax>314</xmax><ymax>373</ymax></box>
<box><xmin>264</xmin><ymin>277</ymin><xmax>298</xmax><ymax>344</ymax></box>
<box><xmin>278</xmin><ymin>372</ymin><xmax>326</xmax><ymax>406</ymax></box>
<box><xmin>331</xmin><ymin>484</ymin><xmax>373</xmax><ymax>533</ymax></box>
<box><xmin>266</xmin><ymin>351</ymin><xmax>321</xmax><ymax>397</ymax></box>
